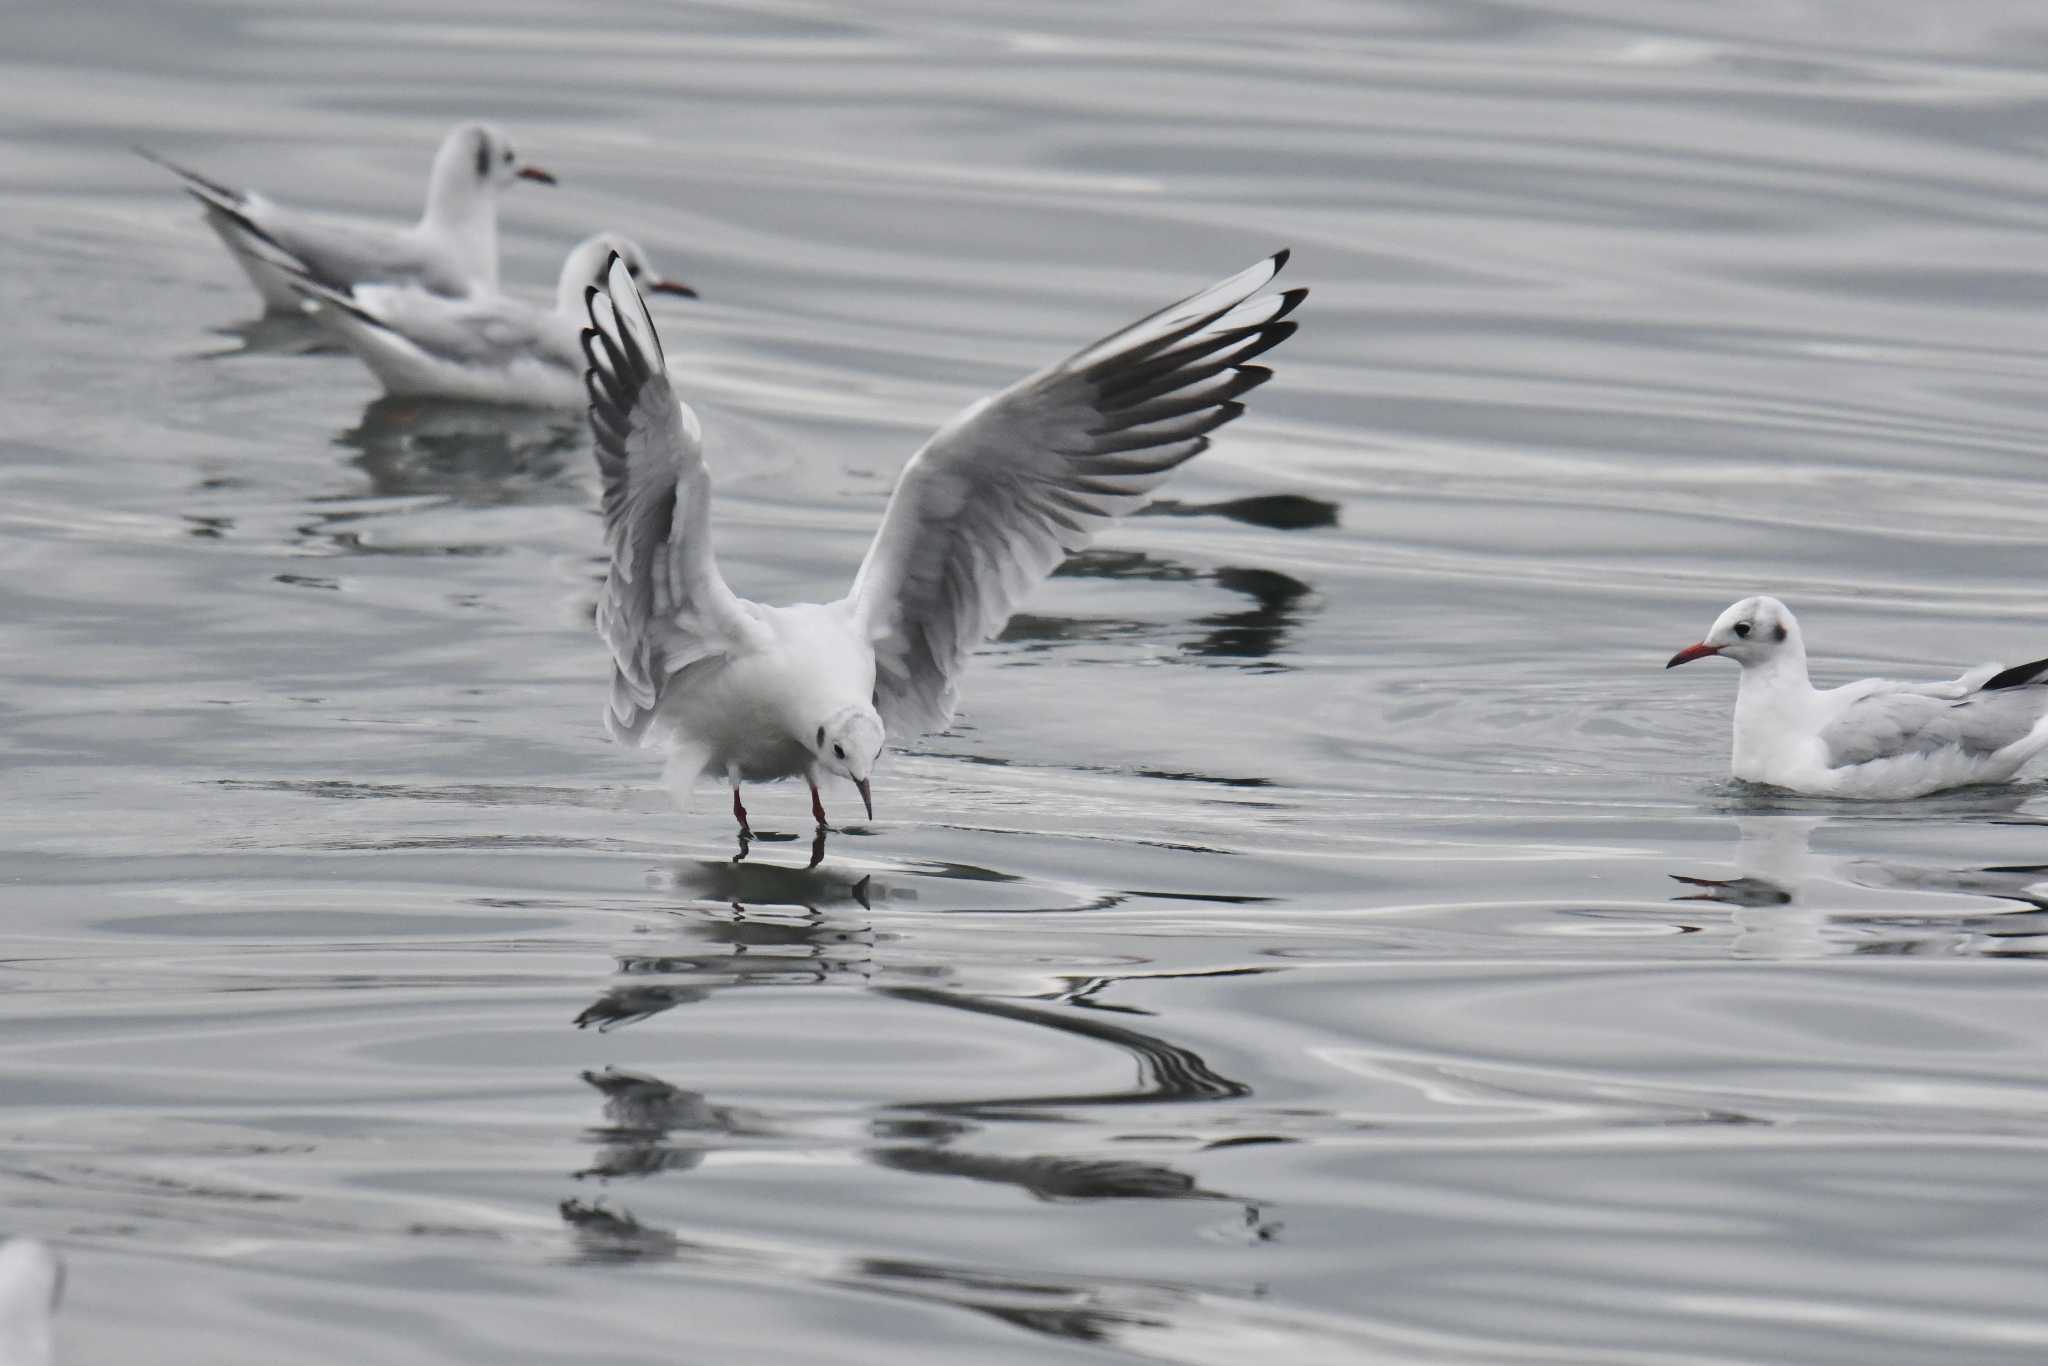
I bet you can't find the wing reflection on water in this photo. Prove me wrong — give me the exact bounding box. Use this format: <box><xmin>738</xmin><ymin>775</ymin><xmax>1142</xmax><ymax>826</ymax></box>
<box><xmin>338</xmin><ymin>395</ymin><xmax>585</xmax><ymax>503</ymax></box>
<box><xmin>1005</xmin><ymin>547</ymin><xmax>1315</xmax><ymax>664</ymax></box>
<box><xmin>560</xmin><ymin>1198</ymin><xmax>1294</xmax><ymax>1350</ymax></box>
<box><xmin>1671</xmin><ymin>809</ymin><xmax>2048</xmax><ymax>958</ymax></box>
<box><xmin>875</xmin><ymin>985</ymin><xmax>1255</xmax><ymax>1111</ymax></box>
<box><xmin>576</xmin><ymin>1068</ymin><xmax>783</xmax><ymax>1180</ymax></box>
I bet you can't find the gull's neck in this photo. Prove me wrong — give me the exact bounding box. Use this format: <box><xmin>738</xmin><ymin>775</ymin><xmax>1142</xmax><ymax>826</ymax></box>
<box><xmin>1730</xmin><ymin>640</ymin><xmax>1816</xmax><ymax>775</ymax></box>
<box><xmin>555</xmin><ymin>244</ymin><xmax>606</xmax><ymax>317</ymax></box>
<box><xmin>419</xmin><ymin>157</ymin><xmax>499</xmax><ymax>289</ymax></box>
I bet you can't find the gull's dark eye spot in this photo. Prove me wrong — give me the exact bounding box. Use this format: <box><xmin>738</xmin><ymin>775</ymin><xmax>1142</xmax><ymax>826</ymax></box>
<box><xmin>1733</xmin><ymin>622</ymin><xmax>1752</xmax><ymax>638</ymax></box>
<box><xmin>1774</xmin><ymin>623</ymin><xmax>1788</xmax><ymax>642</ymax></box>
<box><xmin>816</xmin><ymin>726</ymin><xmax>825</xmax><ymax>746</ymax></box>
<box><xmin>833</xmin><ymin>744</ymin><xmax>846</xmax><ymax>760</ymax></box>
<box><xmin>474</xmin><ymin>139</ymin><xmax>491</xmax><ymax>179</ymax></box>
<box><xmin>627</xmin><ymin>262</ymin><xmax>641</xmax><ymax>279</ymax></box>
<box><xmin>503</xmin><ymin>149</ymin><xmax>514</xmax><ymax>165</ymax></box>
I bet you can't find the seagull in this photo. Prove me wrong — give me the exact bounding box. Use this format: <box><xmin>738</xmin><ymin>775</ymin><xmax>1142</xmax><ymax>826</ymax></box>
<box><xmin>1665</xmin><ymin>595</ymin><xmax>2048</xmax><ymax>798</ymax></box>
<box><xmin>582</xmin><ymin>250</ymin><xmax>1304</xmax><ymax>848</ymax></box>
<box><xmin>0</xmin><ymin>1238</ymin><xmax>61</xmax><ymax>1366</ymax></box>
<box><xmin>135</xmin><ymin>121</ymin><xmax>556</xmax><ymax>314</ymax></box>
<box><xmin>291</xmin><ymin>232</ymin><xmax>695</xmax><ymax>406</ymax></box>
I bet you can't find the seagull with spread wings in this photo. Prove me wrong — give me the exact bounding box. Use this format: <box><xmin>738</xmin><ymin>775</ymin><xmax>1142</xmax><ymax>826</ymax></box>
<box><xmin>580</xmin><ymin>250</ymin><xmax>1304</xmax><ymax>846</ymax></box>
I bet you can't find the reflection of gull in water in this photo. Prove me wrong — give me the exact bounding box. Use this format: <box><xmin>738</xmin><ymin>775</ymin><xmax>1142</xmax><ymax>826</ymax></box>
<box><xmin>868</xmin><ymin>1142</ymin><xmax>1270</xmax><ymax>1240</ymax></box>
<box><xmin>338</xmin><ymin>395</ymin><xmax>583</xmax><ymax>503</ymax></box>
<box><xmin>577</xmin><ymin>1068</ymin><xmax>781</xmax><ymax>1180</ymax></box>
<box><xmin>0</xmin><ymin>1238</ymin><xmax>61</xmax><ymax>1366</ymax></box>
<box><xmin>562</xmin><ymin>1202</ymin><xmax>1385</xmax><ymax>1356</ymax></box>
<box><xmin>1671</xmin><ymin>815</ymin><xmax>1830</xmax><ymax>958</ymax></box>
<box><xmin>573</xmin><ymin>859</ymin><xmax>877</xmax><ymax>1031</ymax></box>
<box><xmin>1673</xmin><ymin>808</ymin><xmax>2048</xmax><ymax>958</ymax></box>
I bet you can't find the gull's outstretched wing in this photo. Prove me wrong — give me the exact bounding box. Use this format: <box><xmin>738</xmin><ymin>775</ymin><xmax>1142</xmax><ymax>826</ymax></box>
<box><xmin>584</xmin><ymin>254</ymin><xmax>759</xmax><ymax>745</ymax></box>
<box><xmin>847</xmin><ymin>252</ymin><xmax>1304</xmax><ymax>737</ymax></box>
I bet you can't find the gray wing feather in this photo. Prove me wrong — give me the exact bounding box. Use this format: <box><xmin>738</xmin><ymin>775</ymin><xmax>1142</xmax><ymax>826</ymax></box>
<box><xmin>1823</xmin><ymin>678</ymin><xmax>2048</xmax><ymax>768</ymax></box>
<box><xmin>584</xmin><ymin>255</ymin><xmax>755</xmax><ymax>745</ymax></box>
<box><xmin>350</xmin><ymin>284</ymin><xmax>564</xmax><ymax>367</ymax></box>
<box><xmin>848</xmin><ymin>252</ymin><xmax>1304</xmax><ymax>737</ymax></box>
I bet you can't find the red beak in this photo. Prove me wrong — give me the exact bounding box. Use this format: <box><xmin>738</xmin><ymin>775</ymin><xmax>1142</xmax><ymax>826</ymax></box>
<box><xmin>646</xmin><ymin>278</ymin><xmax>698</xmax><ymax>299</ymax></box>
<box><xmin>1666</xmin><ymin>642</ymin><xmax>1722</xmax><ymax>669</ymax></box>
<box><xmin>516</xmin><ymin>165</ymin><xmax>557</xmax><ymax>185</ymax></box>
<box><xmin>855</xmin><ymin>778</ymin><xmax>873</xmax><ymax>820</ymax></box>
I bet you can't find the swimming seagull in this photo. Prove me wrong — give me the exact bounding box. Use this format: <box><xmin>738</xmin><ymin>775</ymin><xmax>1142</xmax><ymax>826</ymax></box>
<box><xmin>291</xmin><ymin>232</ymin><xmax>695</xmax><ymax>406</ymax></box>
<box><xmin>135</xmin><ymin>121</ymin><xmax>556</xmax><ymax>313</ymax></box>
<box><xmin>583</xmin><ymin>250</ymin><xmax>1304</xmax><ymax>845</ymax></box>
<box><xmin>1666</xmin><ymin>595</ymin><xmax>2048</xmax><ymax>798</ymax></box>
<box><xmin>0</xmin><ymin>1238</ymin><xmax>61</xmax><ymax>1366</ymax></box>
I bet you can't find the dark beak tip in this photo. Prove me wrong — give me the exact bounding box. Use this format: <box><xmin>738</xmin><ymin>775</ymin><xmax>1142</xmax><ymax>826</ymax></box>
<box><xmin>649</xmin><ymin>280</ymin><xmax>699</xmax><ymax>299</ymax></box>
<box><xmin>855</xmin><ymin>778</ymin><xmax>874</xmax><ymax>820</ymax></box>
<box><xmin>517</xmin><ymin>165</ymin><xmax>558</xmax><ymax>185</ymax></box>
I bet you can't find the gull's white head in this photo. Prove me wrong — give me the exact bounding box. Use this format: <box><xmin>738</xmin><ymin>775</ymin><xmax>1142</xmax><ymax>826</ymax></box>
<box><xmin>813</xmin><ymin>704</ymin><xmax>885</xmax><ymax>818</ymax></box>
<box><xmin>426</xmin><ymin>121</ymin><xmax>555</xmax><ymax>210</ymax></box>
<box><xmin>559</xmin><ymin>234</ymin><xmax>696</xmax><ymax>312</ymax></box>
<box><xmin>0</xmin><ymin>1237</ymin><xmax>62</xmax><ymax>1366</ymax></box>
<box><xmin>1667</xmin><ymin>595</ymin><xmax>1803</xmax><ymax>671</ymax></box>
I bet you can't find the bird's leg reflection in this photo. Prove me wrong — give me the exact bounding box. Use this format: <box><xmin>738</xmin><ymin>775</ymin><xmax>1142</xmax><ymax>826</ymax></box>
<box><xmin>731</xmin><ymin>784</ymin><xmax>755</xmax><ymax>863</ymax></box>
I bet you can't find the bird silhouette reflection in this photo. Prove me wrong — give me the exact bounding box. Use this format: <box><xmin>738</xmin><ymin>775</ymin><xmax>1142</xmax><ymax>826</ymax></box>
<box><xmin>1005</xmin><ymin>547</ymin><xmax>1314</xmax><ymax>665</ymax></box>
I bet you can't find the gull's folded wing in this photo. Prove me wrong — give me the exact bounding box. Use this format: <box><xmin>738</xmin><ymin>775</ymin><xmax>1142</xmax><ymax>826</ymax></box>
<box><xmin>847</xmin><ymin>252</ymin><xmax>1304</xmax><ymax>737</ymax></box>
<box><xmin>1823</xmin><ymin>676</ymin><xmax>2048</xmax><ymax>768</ymax></box>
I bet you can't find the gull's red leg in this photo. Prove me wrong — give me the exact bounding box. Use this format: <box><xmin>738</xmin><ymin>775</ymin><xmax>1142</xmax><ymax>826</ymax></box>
<box><xmin>732</xmin><ymin>786</ymin><xmax>752</xmax><ymax>838</ymax></box>
<box><xmin>809</xmin><ymin>779</ymin><xmax>828</xmax><ymax>828</ymax></box>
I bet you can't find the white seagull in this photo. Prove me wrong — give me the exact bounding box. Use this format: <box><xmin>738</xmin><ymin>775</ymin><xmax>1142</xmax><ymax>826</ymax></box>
<box><xmin>291</xmin><ymin>232</ymin><xmax>695</xmax><ymax>406</ymax></box>
<box><xmin>582</xmin><ymin>250</ymin><xmax>1304</xmax><ymax>843</ymax></box>
<box><xmin>0</xmin><ymin>1238</ymin><xmax>61</xmax><ymax>1366</ymax></box>
<box><xmin>136</xmin><ymin>121</ymin><xmax>555</xmax><ymax>313</ymax></box>
<box><xmin>1666</xmin><ymin>595</ymin><xmax>2048</xmax><ymax>798</ymax></box>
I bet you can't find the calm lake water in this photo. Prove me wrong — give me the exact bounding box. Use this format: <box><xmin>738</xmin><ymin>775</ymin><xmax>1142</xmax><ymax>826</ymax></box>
<box><xmin>8</xmin><ymin>2</ymin><xmax>2048</xmax><ymax>1361</ymax></box>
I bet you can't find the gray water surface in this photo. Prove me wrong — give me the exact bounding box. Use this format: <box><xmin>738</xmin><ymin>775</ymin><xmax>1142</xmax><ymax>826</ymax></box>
<box><xmin>8</xmin><ymin>2</ymin><xmax>2048</xmax><ymax>1362</ymax></box>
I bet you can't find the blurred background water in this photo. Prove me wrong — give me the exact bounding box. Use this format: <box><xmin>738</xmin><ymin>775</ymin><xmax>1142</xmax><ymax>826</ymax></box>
<box><xmin>7</xmin><ymin>1</ymin><xmax>2048</xmax><ymax>1361</ymax></box>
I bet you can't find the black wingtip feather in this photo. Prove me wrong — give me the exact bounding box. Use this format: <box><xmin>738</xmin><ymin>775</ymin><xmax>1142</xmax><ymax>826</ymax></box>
<box><xmin>134</xmin><ymin>144</ymin><xmax>244</xmax><ymax>204</ymax></box>
<box><xmin>292</xmin><ymin>281</ymin><xmax>384</xmax><ymax>331</ymax></box>
<box><xmin>1271</xmin><ymin>248</ymin><xmax>1291</xmax><ymax>271</ymax></box>
<box><xmin>1983</xmin><ymin>656</ymin><xmax>2048</xmax><ymax>691</ymax></box>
